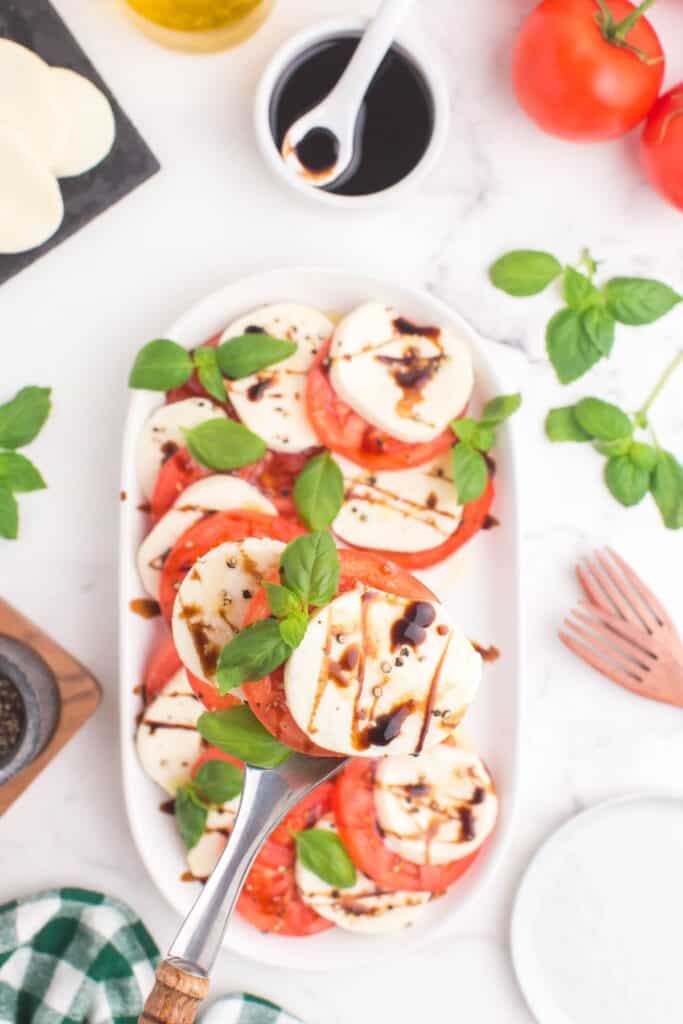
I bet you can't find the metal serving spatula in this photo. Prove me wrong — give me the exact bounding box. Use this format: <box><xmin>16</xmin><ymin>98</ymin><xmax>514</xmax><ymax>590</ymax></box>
<box><xmin>138</xmin><ymin>754</ymin><xmax>346</xmax><ymax>1024</ymax></box>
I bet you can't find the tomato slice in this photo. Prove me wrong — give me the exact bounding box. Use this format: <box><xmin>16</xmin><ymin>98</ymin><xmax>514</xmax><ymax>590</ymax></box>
<box><xmin>191</xmin><ymin>745</ymin><xmax>243</xmax><ymax>777</ymax></box>
<box><xmin>242</xmin><ymin>549</ymin><xmax>435</xmax><ymax>756</ymax></box>
<box><xmin>144</xmin><ymin>634</ymin><xmax>182</xmax><ymax>703</ymax></box>
<box><xmin>237</xmin><ymin>783</ymin><xmax>335</xmax><ymax>935</ymax></box>
<box><xmin>158</xmin><ymin>510</ymin><xmax>304</xmax><ymax>622</ymax></box>
<box><xmin>150</xmin><ymin>447</ymin><xmax>210</xmax><ymax>522</ymax></box>
<box><xmin>185</xmin><ymin>669</ymin><xmax>242</xmax><ymax>712</ymax></box>
<box><xmin>333</xmin><ymin>758</ymin><xmax>483</xmax><ymax>892</ymax></box>
<box><xmin>237</xmin><ymin>447</ymin><xmax>319</xmax><ymax>522</ymax></box>
<box><xmin>306</xmin><ymin>341</ymin><xmax>460</xmax><ymax>471</ymax></box>
<box><xmin>349</xmin><ymin>476</ymin><xmax>495</xmax><ymax>570</ymax></box>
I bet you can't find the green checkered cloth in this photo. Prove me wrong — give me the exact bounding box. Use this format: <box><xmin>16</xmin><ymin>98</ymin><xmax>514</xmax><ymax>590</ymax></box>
<box><xmin>0</xmin><ymin>889</ymin><xmax>304</xmax><ymax>1024</ymax></box>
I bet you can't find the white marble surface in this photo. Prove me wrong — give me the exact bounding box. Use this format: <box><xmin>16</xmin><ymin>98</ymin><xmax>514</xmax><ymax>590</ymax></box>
<box><xmin>1</xmin><ymin>0</ymin><xmax>682</xmax><ymax>1021</ymax></box>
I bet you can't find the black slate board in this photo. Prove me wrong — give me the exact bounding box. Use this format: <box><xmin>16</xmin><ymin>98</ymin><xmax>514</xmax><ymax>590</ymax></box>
<box><xmin>0</xmin><ymin>0</ymin><xmax>160</xmax><ymax>285</ymax></box>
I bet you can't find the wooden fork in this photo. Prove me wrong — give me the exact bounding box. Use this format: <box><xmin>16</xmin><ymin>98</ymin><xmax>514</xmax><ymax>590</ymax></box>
<box><xmin>559</xmin><ymin>546</ymin><xmax>683</xmax><ymax>708</ymax></box>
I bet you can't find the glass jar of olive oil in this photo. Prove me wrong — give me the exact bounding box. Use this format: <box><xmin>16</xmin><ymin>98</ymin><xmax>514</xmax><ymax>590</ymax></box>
<box><xmin>120</xmin><ymin>0</ymin><xmax>275</xmax><ymax>53</ymax></box>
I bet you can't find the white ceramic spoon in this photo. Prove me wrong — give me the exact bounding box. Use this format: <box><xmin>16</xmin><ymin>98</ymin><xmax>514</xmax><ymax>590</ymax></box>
<box><xmin>281</xmin><ymin>0</ymin><xmax>416</xmax><ymax>189</ymax></box>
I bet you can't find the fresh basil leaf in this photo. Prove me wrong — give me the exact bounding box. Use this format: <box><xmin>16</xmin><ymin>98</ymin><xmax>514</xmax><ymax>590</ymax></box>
<box><xmin>279</xmin><ymin>610</ymin><xmax>309</xmax><ymax>649</ymax></box>
<box><xmin>471</xmin><ymin>424</ymin><xmax>495</xmax><ymax>452</ymax></box>
<box><xmin>605</xmin><ymin>278</ymin><xmax>682</xmax><ymax>325</ymax></box>
<box><xmin>605</xmin><ymin>455</ymin><xmax>650</xmax><ymax>507</ymax></box>
<box><xmin>545</xmin><ymin>406</ymin><xmax>592</xmax><ymax>442</ymax></box>
<box><xmin>581</xmin><ymin>305</ymin><xmax>615</xmax><ymax>357</ymax></box>
<box><xmin>175</xmin><ymin>785</ymin><xmax>208</xmax><ymax>850</ymax></box>
<box><xmin>216</xmin><ymin>334</ymin><xmax>297</xmax><ymax>380</ymax></box>
<box><xmin>280</xmin><ymin>531</ymin><xmax>340</xmax><ymax>608</ymax></box>
<box><xmin>489</xmin><ymin>250</ymin><xmax>563</xmax><ymax>297</ymax></box>
<box><xmin>0</xmin><ymin>453</ymin><xmax>46</xmax><ymax>492</ymax></box>
<box><xmin>573</xmin><ymin>398</ymin><xmax>632</xmax><ymax>442</ymax></box>
<box><xmin>451</xmin><ymin>417</ymin><xmax>477</xmax><ymax>445</ymax></box>
<box><xmin>194</xmin><ymin>759</ymin><xmax>243</xmax><ymax>804</ymax></box>
<box><xmin>481</xmin><ymin>393</ymin><xmax>522</xmax><ymax>425</ymax></box>
<box><xmin>264</xmin><ymin>582</ymin><xmax>302</xmax><ymax>619</ymax></box>
<box><xmin>651</xmin><ymin>452</ymin><xmax>683</xmax><ymax>530</ymax></box>
<box><xmin>563</xmin><ymin>267</ymin><xmax>600</xmax><ymax>310</ymax></box>
<box><xmin>129</xmin><ymin>339</ymin><xmax>193</xmax><ymax>391</ymax></box>
<box><xmin>594</xmin><ymin>438</ymin><xmax>632</xmax><ymax>457</ymax></box>
<box><xmin>193</xmin><ymin>347</ymin><xmax>227</xmax><ymax>403</ymax></box>
<box><xmin>628</xmin><ymin>442</ymin><xmax>659</xmax><ymax>472</ymax></box>
<box><xmin>293</xmin><ymin>829</ymin><xmax>357</xmax><ymax>889</ymax></box>
<box><xmin>0</xmin><ymin>486</ymin><xmax>18</xmax><ymax>540</ymax></box>
<box><xmin>182</xmin><ymin>419</ymin><xmax>266</xmax><ymax>471</ymax></box>
<box><xmin>294</xmin><ymin>452</ymin><xmax>344</xmax><ymax>531</ymax></box>
<box><xmin>452</xmin><ymin>443</ymin><xmax>488</xmax><ymax>504</ymax></box>
<box><xmin>546</xmin><ymin>308</ymin><xmax>602</xmax><ymax>385</ymax></box>
<box><xmin>216</xmin><ymin>619</ymin><xmax>290</xmax><ymax>692</ymax></box>
<box><xmin>0</xmin><ymin>387</ymin><xmax>51</xmax><ymax>450</ymax></box>
<box><xmin>198</xmin><ymin>705</ymin><xmax>292</xmax><ymax>768</ymax></box>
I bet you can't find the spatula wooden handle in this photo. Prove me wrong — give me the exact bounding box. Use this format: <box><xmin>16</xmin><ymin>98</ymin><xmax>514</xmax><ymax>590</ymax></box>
<box><xmin>139</xmin><ymin>959</ymin><xmax>209</xmax><ymax>1024</ymax></box>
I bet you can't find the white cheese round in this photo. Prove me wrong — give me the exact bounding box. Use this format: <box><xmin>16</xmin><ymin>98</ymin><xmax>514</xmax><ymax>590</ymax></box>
<box><xmin>50</xmin><ymin>67</ymin><xmax>115</xmax><ymax>177</ymax></box>
<box><xmin>329</xmin><ymin>302</ymin><xmax>473</xmax><ymax>443</ymax></box>
<box><xmin>187</xmin><ymin>831</ymin><xmax>227</xmax><ymax>881</ymax></box>
<box><xmin>221</xmin><ymin>303</ymin><xmax>333</xmax><ymax>453</ymax></box>
<box><xmin>136</xmin><ymin>397</ymin><xmax>227</xmax><ymax>499</ymax></box>
<box><xmin>0</xmin><ymin>125</ymin><xmax>63</xmax><ymax>255</ymax></box>
<box><xmin>172</xmin><ymin>537</ymin><xmax>284</xmax><ymax>690</ymax></box>
<box><xmin>135</xmin><ymin>669</ymin><xmax>203</xmax><ymax>794</ymax></box>
<box><xmin>332</xmin><ymin>453</ymin><xmax>462</xmax><ymax>553</ymax></box>
<box><xmin>284</xmin><ymin>586</ymin><xmax>481</xmax><ymax>757</ymax></box>
<box><xmin>374</xmin><ymin>740</ymin><xmax>498</xmax><ymax>866</ymax></box>
<box><xmin>136</xmin><ymin>475</ymin><xmax>276</xmax><ymax>599</ymax></box>
<box><xmin>295</xmin><ymin>815</ymin><xmax>431</xmax><ymax>934</ymax></box>
<box><xmin>0</xmin><ymin>40</ymin><xmax>65</xmax><ymax>168</ymax></box>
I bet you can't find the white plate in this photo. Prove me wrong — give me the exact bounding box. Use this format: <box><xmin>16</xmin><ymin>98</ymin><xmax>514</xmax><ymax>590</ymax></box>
<box><xmin>511</xmin><ymin>795</ymin><xmax>683</xmax><ymax>1024</ymax></box>
<box><xmin>119</xmin><ymin>267</ymin><xmax>523</xmax><ymax>969</ymax></box>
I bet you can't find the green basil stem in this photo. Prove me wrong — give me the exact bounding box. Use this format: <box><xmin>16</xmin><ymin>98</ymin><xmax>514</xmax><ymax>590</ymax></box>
<box><xmin>637</xmin><ymin>350</ymin><xmax>683</xmax><ymax>420</ymax></box>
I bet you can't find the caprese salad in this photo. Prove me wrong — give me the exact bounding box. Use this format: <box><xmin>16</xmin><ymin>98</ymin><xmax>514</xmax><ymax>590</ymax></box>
<box><xmin>129</xmin><ymin>298</ymin><xmax>518</xmax><ymax>937</ymax></box>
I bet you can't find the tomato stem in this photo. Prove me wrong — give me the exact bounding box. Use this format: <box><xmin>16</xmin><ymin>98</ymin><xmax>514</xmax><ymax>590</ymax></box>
<box><xmin>637</xmin><ymin>350</ymin><xmax>683</xmax><ymax>417</ymax></box>
<box><xmin>613</xmin><ymin>0</ymin><xmax>657</xmax><ymax>40</ymax></box>
<box><xmin>595</xmin><ymin>0</ymin><xmax>662</xmax><ymax>63</ymax></box>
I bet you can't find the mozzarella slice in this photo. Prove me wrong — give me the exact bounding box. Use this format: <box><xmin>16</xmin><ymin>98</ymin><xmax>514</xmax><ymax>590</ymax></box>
<box><xmin>136</xmin><ymin>669</ymin><xmax>203</xmax><ymax>794</ymax></box>
<box><xmin>137</xmin><ymin>476</ymin><xmax>276</xmax><ymax>599</ymax></box>
<box><xmin>172</xmin><ymin>537</ymin><xmax>284</xmax><ymax>690</ymax></box>
<box><xmin>220</xmin><ymin>304</ymin><xmax>333</xmax><ymax>453</ymax></box>
<box><xmin>295</xmin><ymin>815</ymin><xmax>431</xmax><ymax>934</ymax></box>
<box><xmin>50</xmin><ymin>67</ymin><xmax>115</xmax><ymax>177</ymax></box>
<box><xmin>0</xmin><ymin>125</ymin><xmax>63</xmax><ymax>254</ymax></box>
<box><xmin>329</xmin><ymin>302</ymin><xmax>473</xmax><ymax>444</ymax></box>
<box><xmin>374</xmin><ymin>739</ymin><xmax>498</xmax><ymax>866</ymax></box>
<box><xmin>332</xmin><ymin>453</ymin><xmax>462</xmax><ymax>553</ymax></box>
<box><xmin>186</xmin><ymin>797</ymin><xmax>240</xmax><ymax>880</ymax></box>
<box><xmin>284</xmin><ymin>586</ymin><xmax>481</xmax><ymax>757</ymax></box>
<box><xmin>136</xmin><ymin>398</ymin><xmax>227</xmax><ymax>499</ymax></box>
<box><xmin>0</xmin><ymin>40</ymin><xmax>65</xmax><ymax>167</ymax></box>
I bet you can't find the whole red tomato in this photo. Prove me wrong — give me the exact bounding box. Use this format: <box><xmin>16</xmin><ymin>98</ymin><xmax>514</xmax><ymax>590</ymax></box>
<box><xmin>640</xmin><ymin>84</ymin><xmax>683</xmax><ymax>210</ymax></box>
<box><xmin>512</xmin><ymin>0</ymin><xmax>664</xmax><ymax>141</ymax></box>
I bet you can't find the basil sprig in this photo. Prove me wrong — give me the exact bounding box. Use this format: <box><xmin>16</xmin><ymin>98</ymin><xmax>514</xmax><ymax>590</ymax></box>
<box><xmin>490</xmin><ymin>248</ymin><xmax>682</xmax><ymax>384</ymax></box>
<box><xmin>546</xmin><ymin>351</ymin><xmax>682</xmax><ymax>528</ymax></box>
<box><xmin>182</xmin><ymin>419</ymin><xmax>266</xmax><ymax>471</ymax></box>
<box><xmin>198</xmin><ymin>705</ymin><xmax>292</xmax><ymax>769</ymax></box>
<box><xmin>0</xmin><ymin>387</ymin><xmax>51</xmax><ymax>540</ymax></box>
<box><xmin>215</xmin><ymin>532</ymin><xmax>340</xmax><ymax>695</ymax></box>
<box><xmin>293</xmin><ymin>828</ymin><xmax>357</xmax><ymax>889</ymax></box>
<box><xmin>174</xmin><ymin>758</ymin><xmax>244</xmax><ymax>850</ymax></box>
<box><xmin>294</xmin><ymin>451</ymin><xmax>344</xmax><ymax>530</ymax></box>
<box><xmin>451</xmin><ymin>393</ymin><xmax>521</xmax><ymax>504</ymax></box>
<box><xmin>128</xmin><ymin>332</ymin><xmax>296</xmax><ymax>395</ymax></box>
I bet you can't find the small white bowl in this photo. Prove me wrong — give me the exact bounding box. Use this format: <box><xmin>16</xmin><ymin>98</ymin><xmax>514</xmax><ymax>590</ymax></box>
<box><xmin>254</xmin><ymin>17</ymin><xmax>450</xmax><ymax>208</ymax></box>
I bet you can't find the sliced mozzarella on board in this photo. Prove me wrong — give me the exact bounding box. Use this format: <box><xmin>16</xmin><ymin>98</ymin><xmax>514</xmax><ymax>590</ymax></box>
<box><xmin>136</xmin><ymin>669</ymin><xmax>203</xmax><ymax>794</ymax></box>
<box><xmin>220</xmin><ymin>304</ymin><xmax>333</xmax><ymax>453</ymax></box>
<box><xmin>0</xmin><ymin>40</ymin><xmax>66</xmax><ymax>168</ymax></box>
<box><xmin>137</xmin><ymin>476</ymin><xmax>276</xmax><ymax>599</ymax></box>
<box><xmin>50</xmin><ymin>67</ymin><xmax>115</xmax><ymax>177</ymax></box>
<box><xmin>284</xmin><ymin>586</ymin><xmax>481</xmax><ymax>757</ymax></box>
<box><xmin>374</xmin><ymin>739</ymin><xmax>498</xmax><ymax>866</ymax></box>
<box><xmin>172</xmin><ymin>537</ymin><xmax>284</xmax><ymax>690</ymax></box>
<box><xmin>329</xmin><ymin>302</ymin><xmax>473</xmax><ymax>444</ymax></box>
<box><xmin>332</xmin><ymin>453</ymin><xmax>462</xmax><ymax>553</ymax></box>
<box><xmin>295</xmin><ymin>815</ymin><xmax>431</xmax><ymax>934</ymax></box>
<box><xmin>136</xmin><ymin>398</ymin><xmax>227</xmax><ymax>499</ymax></box>
<box><xmin>0</xmin><ymin>125</ymin><xmax>63</xmax><ymax>255</ymax></box>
